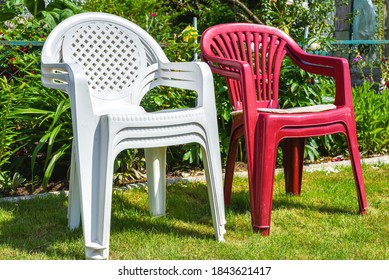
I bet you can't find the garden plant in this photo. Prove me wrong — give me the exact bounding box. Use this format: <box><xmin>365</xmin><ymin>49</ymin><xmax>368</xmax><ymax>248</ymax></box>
<box><xmin>0</xmin><ymin>0</ymin><xmax>387</xmax><ymax>200</ymax></box>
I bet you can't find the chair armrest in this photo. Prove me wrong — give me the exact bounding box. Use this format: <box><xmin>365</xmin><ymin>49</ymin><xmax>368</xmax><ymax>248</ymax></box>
<box><xmin>287</xmin><ymin>49</ymin><xmax>353</xmax><ymax>107</ymax></box>
<box><xmin>41</xmin><ymin>62</ymin><xmax>95</xmax><ymax>116</ymax></box>
<box><xmin>201</xmin><ymin>54</ymin><xmax>261</xmax><ymax>116</ymax></box>
<box><xmin>203</xmin><ymin>49</ymin><xmax>353</xmax><ymax>108</ymax></box>
<box><xmin>201</xmin><ymin>53</ymin><xmax>249</xmax><ymax>80</ymax></box>
<box><xmin>157</xmin><ymin>61</ymin><xmax>219</xmax><ymax>110</ymax></box>
<box><xmin>41</xmin><ymin>62</ymin><xmax>88</xmax><ymax>91</ymax></box>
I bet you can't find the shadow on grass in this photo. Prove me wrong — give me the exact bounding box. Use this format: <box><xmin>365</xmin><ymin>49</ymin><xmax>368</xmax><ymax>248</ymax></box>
<box><xmin>0</xmin><ymin>183</ymin><xmax>221</xmax><ymax>259</ymax></box>
<box><xmin>227</xmin><ymin>189</ymin><xmax>360</xmax><ymax>216</ymax></box>
<box><xmin>0</xmin><ymin>193</ymin><xmax>84</xmax><ymax>259</ymax></box>
<box><xmin>110</xmin><ymin>184</ymin><xmax>218</xmax><ymax>240</ymax></box>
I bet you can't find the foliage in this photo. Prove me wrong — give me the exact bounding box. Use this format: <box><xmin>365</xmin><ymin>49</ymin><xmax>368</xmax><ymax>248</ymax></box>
<box><xmin>353</xmin><ymin>81</ymin><xmax>389</xmax><ymax>155</ymax></box>
<box><xmin>0</xmin><ymin>75</ymin><xmax>30</xmax><ymax>192</ymax></box>
<box><xmin>114</xmin><ymin>149</ymin><xmax>146</xmax><ymax>185</ymax></box>
<box><xmin>0</xmin><ymin>0</ymin><xmax>388</xmax><ymax>193</ymax></box>
<box><xmin>0</xmin><ymin>0</ymin><xmax>84</xmax><ymax>190</ymax></box>
<box><xmin>82</xmin><ymin>0</ymin><xmax>155</xmax><ymax>26</ymax></box>
<box><xmin>82</xmin><ymin>0</ymin><xmax>197</xmax><ymax>34</ymax></box>
<box><xmin>279</xmin><ymin>57</ymin><xmax>335</xmax><ymax>108</ymax></box>
<box><xmin>0</xmin><ymin>48</ymin><xmax>73</xmax><ymax>190</ymax></box>
<box><xmin>0</xmin><ymin>77</ymin><xmax>30</xmax><ymax>169</ymax></box>
<box><xmin>221</xmin><ymin>0</ymin><xmax>345</xmax><ymax>52</ymax></box>
<box><xmin>0</xmin><ymin>0</ymin><xmax>85</xmax><ymax>30</ymax></box>
<box><xmin>14</xmin><ymin>89</ymin><xmax>73</xmax><ymax>190</ymax></box>
<box><xmin>0</xmin><ymin>170</ymin><xmax>25</xmax><ymax>192</ymax></box>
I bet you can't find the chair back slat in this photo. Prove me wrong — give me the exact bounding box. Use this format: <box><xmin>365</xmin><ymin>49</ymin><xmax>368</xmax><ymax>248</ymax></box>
<box><xmin>202</xmin><ymin>25</ymin><xmax>290</xmax><ymax>109</ymax></box>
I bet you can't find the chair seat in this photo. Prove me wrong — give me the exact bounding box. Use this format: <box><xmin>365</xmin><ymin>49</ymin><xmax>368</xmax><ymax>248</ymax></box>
<box><xmin>109</xmin><ymin>108</ymin><xmax>203</xmax><ymax>124</ymax></box>
<box><xmin>230</xmin><ymin>104</ymin><xmax>336</xmax><ymax>116</ymax></box>
<box><xmin>94</xmin><ymin>101</ymin><xmax>147</xmax><ymax>115</ymax></box>
<box><xmin>108</xmin><ymin>108</ymin><xmax>210</xmax><ymax>151</ymax></box>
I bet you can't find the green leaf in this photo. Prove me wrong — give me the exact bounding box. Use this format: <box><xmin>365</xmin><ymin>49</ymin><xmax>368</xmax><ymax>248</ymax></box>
<box><xmin>0</xmin><ymin>11</ymin><xmax>17</xmax><ymax>21</ymax></box>
<box><xmin>183</xmin><ymin>151</ymin><xmax>192</xmax><ymax>162</ymax></box>
<box><xmin>46</xmin><ymin>0</ymin><xmax>84</xmax><ymax>13</ymax></box>
<box><xmin>154</xmin><ymin>96</ymin><xmax>163</xmax><ymax>106</ymax></box>
<box><xmin>12</xmin><ymin>108</ymin><xmax>53</xmax><ymax>115</ymax></box>
<box><xmin>40</xmin><ymin>11</ymin><xmax>59</xmax><ymax>28</ymax></box>
<box><xmin>49</xmin><ymin>100</ymin><xmax>70</xmax><ymax>130</ymax></box>
<box><xmin>221</xmin><ymin>110</ymin><xmax>230</xmax><ymax>122</ymax></box>
<box><xmin>290</xmin><ymin>83</ymin><xmax>298</xmax><ymax>93</ymax></box>
<box><xmin>44</xmin><ymin>124</ymin><xmax>63</xmax><ymax>168</ymax></box>
<box><xmin>58</xmin><ymin>8</ymin><xmax>75</xmax><ymax>21</ymax></box>
<box><xmin>41</xmin><ymin>143</ymin><xmax>70</xmax><ymax>190</ymax></box>
<box><xmin>370</xmin><ymin>127</ymin><xmax>384</xmax><ymax>135</ymax></box>
<box><xmin>31</xmin><ymin>132</ymin><xmax>51</xmax><ymax>176</ymax></box>
<box><xmin>24</xmin><ymin>0</ymin><xmax>46</xmax><ymax>16</ymax></box>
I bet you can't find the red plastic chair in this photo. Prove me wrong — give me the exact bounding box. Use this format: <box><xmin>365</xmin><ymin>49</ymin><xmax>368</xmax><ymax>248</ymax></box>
<box><xmin>201</xmin><ymin>23</ymin><xmax>368</xmax><ymax>235</ymax></box>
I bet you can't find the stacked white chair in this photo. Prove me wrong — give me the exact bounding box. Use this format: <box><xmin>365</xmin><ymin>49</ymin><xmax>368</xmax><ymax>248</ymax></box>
<box><xmin>41</xmin><ymin>12</ymin><xmax>226</xmax><ymax>259</ymax></box>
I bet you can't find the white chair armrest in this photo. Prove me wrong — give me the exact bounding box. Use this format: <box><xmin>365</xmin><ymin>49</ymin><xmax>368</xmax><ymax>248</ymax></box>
<box><xmin>158</xmin><ymin>61</ymin><xmax>216</xmax><ymax>109</ymax></box>
<box><xmin>41</xmin><ymin>62</ymin><xmax>87</xmax><ymax>91</ymax></box>
<box><xmin>41</xmin><ymin>62</ymin><xmax>94</xmax><ymax>118</ymax></box>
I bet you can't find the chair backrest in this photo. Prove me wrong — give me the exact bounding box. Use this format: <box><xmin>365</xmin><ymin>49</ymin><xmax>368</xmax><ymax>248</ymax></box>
<box><xmin>201</xmin><ymin>23</ymin><xmax>302</xmax><ymax>110</ymax></box>
<box><xmin>42</xmin><ymin>12</ymin><xmax>169</xmax><ymax>103</ymax></box>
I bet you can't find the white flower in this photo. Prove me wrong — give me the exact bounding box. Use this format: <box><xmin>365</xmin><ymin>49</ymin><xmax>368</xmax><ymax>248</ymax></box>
<box><xmin>309</xmin><ymin>42</ymin><xmax>321</xmax><ymax>51</ymax></box>
<box><xmin>17</xmin><ymin>16</ymin><xmax>26</xmax><ymax>25</ymax></box>
<box><xmin>4</xmin><ymin>21</ymin><xmax>16</xmax><ymax>30</ymax></box>
<box><xmin>302</xmin><ymin>2</ymin><xmax>309</xmax><ymax>9</ymax></box>
<box><xmin>286</xmin><ymin>0</ymin><xmax>294</xmax><ymax>5</ymax></box>
<box><xmin>325</xmin><ymin>167</ymin><xmax>340</xmax><ymax>175</ymax></box>
<box><xmin>251</xmin><ymin>42</ymin><xmax>263</xmax><ymax>51</ymax></box>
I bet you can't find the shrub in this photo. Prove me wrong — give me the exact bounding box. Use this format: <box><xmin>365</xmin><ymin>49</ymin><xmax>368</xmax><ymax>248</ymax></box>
<box><xmin>353</xmin><ymin>81</ymin><xmax>389</xmax><ymax>155</ymax></box>
<box><xmin>0</xmin><ymin>0</ymin><xmax>83</xmax><ymax>190</ymax></box>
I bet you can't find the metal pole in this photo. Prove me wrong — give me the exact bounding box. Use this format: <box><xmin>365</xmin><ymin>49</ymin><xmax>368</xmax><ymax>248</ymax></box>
<box><xmin>193</xmin><ymin>17</ymin><xmax>198</xmax><ymax>61</ymax></box>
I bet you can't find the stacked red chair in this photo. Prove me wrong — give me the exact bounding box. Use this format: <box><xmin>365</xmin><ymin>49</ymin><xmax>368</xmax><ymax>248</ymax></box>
<box><xmin>201</xmin><ymin>23</ymin><xmax>367</xmax><ymax>235</ymax></box>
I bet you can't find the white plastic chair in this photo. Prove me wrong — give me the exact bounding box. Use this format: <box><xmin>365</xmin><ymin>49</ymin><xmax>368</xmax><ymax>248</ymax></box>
<box><xmin>41</xmin><ymin>12</ymin><xmax>226</xmax><ymax>260</ymax></box>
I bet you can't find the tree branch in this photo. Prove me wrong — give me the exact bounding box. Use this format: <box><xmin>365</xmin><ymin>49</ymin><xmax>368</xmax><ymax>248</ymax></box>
<box><xmin>223</xmin><ymin>0</ymin><xmax>263</xmax><ymax>24</ymax></box>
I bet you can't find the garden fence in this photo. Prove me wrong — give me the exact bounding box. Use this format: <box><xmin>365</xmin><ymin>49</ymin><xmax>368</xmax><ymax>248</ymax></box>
<box><xmin>1</xmin><ymin>38</ymin><xmax>387</xmax><ymax>89</ymax></box>
<box><xmin>0</xmin><ymin>41</ymin><xmax>44</xmax><ymax>83</ymax></box>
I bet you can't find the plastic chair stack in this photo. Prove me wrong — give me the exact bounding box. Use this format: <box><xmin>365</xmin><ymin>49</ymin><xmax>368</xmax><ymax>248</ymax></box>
<box><xmin>201</xmin><ymin>23</ymin><xmax>367</xmax><ymax>235</ymax></box>
<box><xmin>41</xmin><ymin>12</ymin><xmax>226</xmax><ymax>259</ymax></box>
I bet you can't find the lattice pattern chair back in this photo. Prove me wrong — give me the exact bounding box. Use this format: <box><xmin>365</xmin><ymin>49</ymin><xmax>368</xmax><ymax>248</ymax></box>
<box><xmin>62</xmin><ymin>22</ymin><xmax>147</xmax><ymax>99</ymax></box>
<box><xmin>202</xmin><ymin>25</ymin><xmax>296</xmax><ymax>110</ymax></box>
<box><xmin>42</xmin><ymin>14</ymin><xmax>167</xmax><ymax>104</ymax></box>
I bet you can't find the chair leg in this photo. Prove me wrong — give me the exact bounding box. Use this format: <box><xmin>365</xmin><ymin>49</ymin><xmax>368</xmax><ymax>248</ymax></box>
<box><xmin>252</xmin><ymin>133</ymin><xmax>278</xmax><ymax>236</ymax></box>
<box><xmin>201</xmin><ymin>142</ymin><xmax>226</xmax><ymax>242</ymax></box>
<box><xmin>67</xmin><ymin>146</ymin><xmax>81</xmax><ymax>229</ymax></box>
<box><xmin>281</xmin><ymin>138</ymin><xmax>305</xmax><ymax>195</ymax></box>
<box><xmin>145</xmin><ymin>147</ymin><xmax>167</xmax><ymax>216</ymax></box>
<box><xmin>224</xmin><ymin>136</ymin><xmax>238</xmax><ymax>205</ymax></box>
<box><xmin>345</xmin><ymin>129</ymin><xmax>368</xmax><ymax>214</ymax></box>
<box><xmin>79</xmin><ymin>119</ymin><xmax>113</xmax><ymax>260</ymax></box>
<box><xmin>224</xmin><ymin>121</ymin><xmax>244</xmax><ymax>205</ymax></box>
<box><xmin>85</xmin><ymin>143</ymin><xmax>115</xmax><ymax>260</ymax></box>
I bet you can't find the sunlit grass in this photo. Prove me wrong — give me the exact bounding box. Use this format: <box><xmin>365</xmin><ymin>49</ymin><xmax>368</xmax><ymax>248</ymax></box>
<box><xmin>0</xmin><ymin>164</ymin><xmax>388</xmax><ymax>260</ymax></box>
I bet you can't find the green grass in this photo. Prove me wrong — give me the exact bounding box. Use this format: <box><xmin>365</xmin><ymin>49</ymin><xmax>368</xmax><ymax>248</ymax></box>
<box><xmin>0</xmin><ymin>164</ymin><xmax>388</xmax><ymax>260</ymax></box>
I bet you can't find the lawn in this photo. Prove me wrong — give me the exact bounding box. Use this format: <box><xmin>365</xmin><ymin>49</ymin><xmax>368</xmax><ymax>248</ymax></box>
<box><xmin>0</xmin><ymin>163</ymin><xmax>387</xmax><ymax>260</ymax></box>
